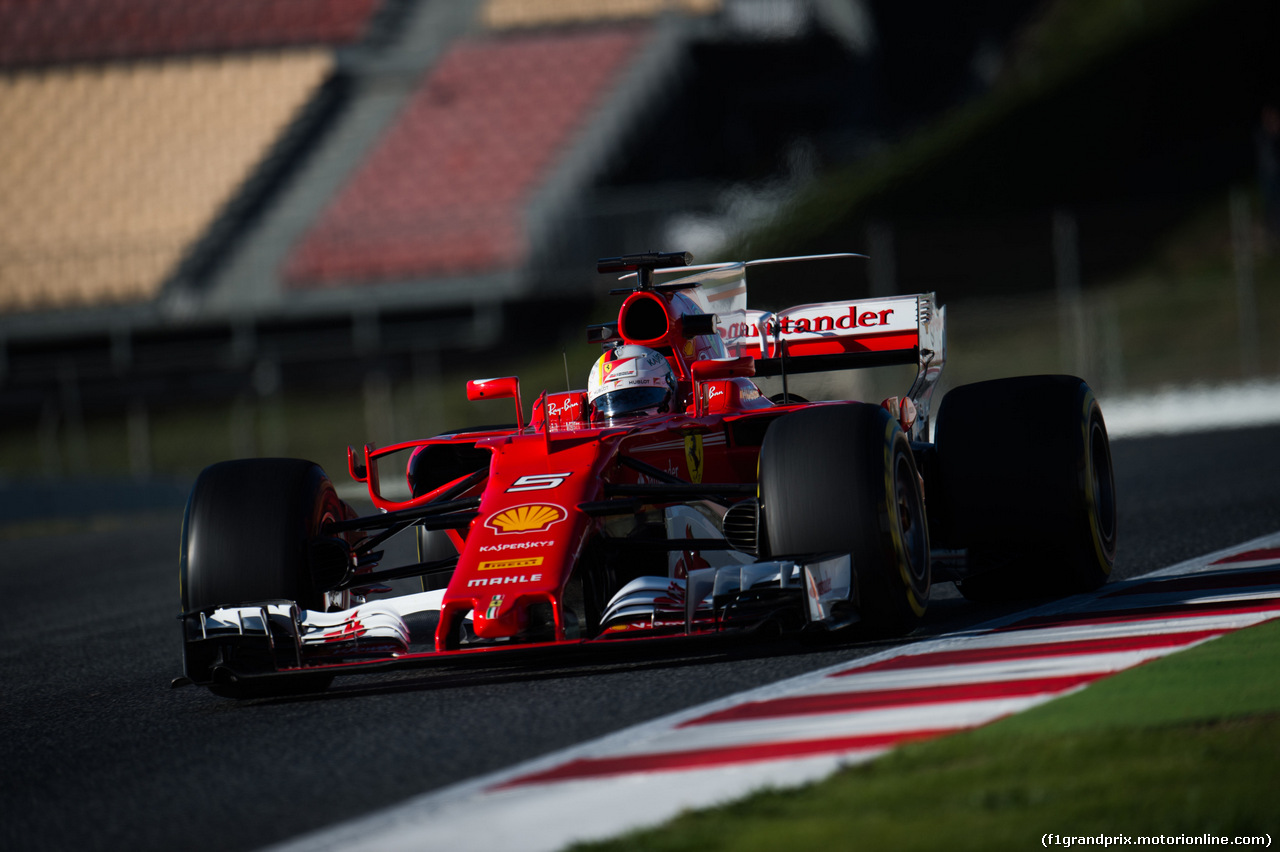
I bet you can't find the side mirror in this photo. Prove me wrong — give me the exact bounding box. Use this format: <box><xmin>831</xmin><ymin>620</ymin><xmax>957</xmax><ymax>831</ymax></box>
<box><xmin>347</xmin><ymin>444</ymin><xmax>370</xmax><ymax>482</ymax></box>
<box><xmin>467</xmin><ymin>376</ymin><xmax>524</xmax><ymax>428</ymax></box>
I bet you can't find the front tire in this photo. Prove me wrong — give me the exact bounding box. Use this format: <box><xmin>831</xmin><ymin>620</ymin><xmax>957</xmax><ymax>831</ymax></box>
<box><xmin>760</xmin><ymin>404</ymin><xmax>930</xmax><ymax>635</ymax></box>
<box><xmin>180</xmin><ymin>458</ymin><xmax>345</xmax><ymax>697</ymax></box>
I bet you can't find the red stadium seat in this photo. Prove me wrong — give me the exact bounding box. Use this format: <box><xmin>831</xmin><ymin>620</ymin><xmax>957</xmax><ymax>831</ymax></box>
<box><xmin>285</xmin><ymin>25</ymin><xmax>651</xmax><ymax>287</ymax></box>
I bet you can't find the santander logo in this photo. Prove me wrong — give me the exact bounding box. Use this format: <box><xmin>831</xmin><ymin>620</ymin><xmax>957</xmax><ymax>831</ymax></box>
<box><xmin>774</xmin><ymin>305</ymin><xmax>897</xmax><ymax>334</ymax></box>
<box><xmin>721</xmin><ymin>298</ymin><xmax>916</xmax><ymax>345</ymax></box>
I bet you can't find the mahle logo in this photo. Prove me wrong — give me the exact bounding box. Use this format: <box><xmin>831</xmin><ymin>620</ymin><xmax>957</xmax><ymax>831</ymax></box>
<box><xmin>485</xmin><ymin>504</ymin><xmax>567</xmax><ymax>535</ymax></box>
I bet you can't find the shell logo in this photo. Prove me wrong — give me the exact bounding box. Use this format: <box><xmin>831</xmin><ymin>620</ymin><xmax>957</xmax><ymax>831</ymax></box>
<box><xmin>485</xmin><ymin>503</ymin><xmax>568</xmax><ymax>535</ymax></box>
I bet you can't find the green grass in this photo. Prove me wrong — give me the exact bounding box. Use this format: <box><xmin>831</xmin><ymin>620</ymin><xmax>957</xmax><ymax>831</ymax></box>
<box><xmin>567</xmin><ymin>617</ymin><xmax>1280</xmax><ymax>852</ymax></box>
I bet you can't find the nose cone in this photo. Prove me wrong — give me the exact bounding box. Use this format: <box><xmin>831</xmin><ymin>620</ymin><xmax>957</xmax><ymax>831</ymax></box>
<box><xmin>471</xmin><ymin>591</ymin><xmax>519</xmax><ymax>637</ymax></box>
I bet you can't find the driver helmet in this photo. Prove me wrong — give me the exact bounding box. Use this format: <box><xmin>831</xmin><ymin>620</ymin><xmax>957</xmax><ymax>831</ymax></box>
<box><xmin>587</xmin><ymin>345</ymin><xmax>676</xmax><ymax>421</ymax></box>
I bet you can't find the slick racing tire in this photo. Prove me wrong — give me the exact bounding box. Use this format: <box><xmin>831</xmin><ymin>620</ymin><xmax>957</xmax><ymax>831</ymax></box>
<box><xmin>760</xmin><ymin>403</ymin><xmax>930</xmax><ymax>635</ymax></box>
<box><xmin>933</xmin><ymin>375</ymin><xmax>1117</xmax><ymax>601</ymax></box>
<box><xmin>180</xmin><ymin>458</ymin><xmax>344</xmax><ymax>698</ymax></box>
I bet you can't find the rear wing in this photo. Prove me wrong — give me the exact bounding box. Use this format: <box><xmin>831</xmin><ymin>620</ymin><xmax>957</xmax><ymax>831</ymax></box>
<box><xmin>642</xmin><ymin>255</ymin><xmax>947</xmax><ymax>439</ymax></box>
<box><xmin>730</xmin><ymin>294</ymin><xmax>932</xmax><ymax>371</ymax></box>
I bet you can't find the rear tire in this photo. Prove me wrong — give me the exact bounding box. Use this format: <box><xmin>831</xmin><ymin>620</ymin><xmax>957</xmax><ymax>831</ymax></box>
<box><xmin>760</xmin><ymin>404</ymin><xmax>930</xmax><ymax>635</ymax></box>
<box><xmin>933</xmin><ymin>375</ymin><xmax>1117</xmax><ymax>600</ymax></box>
<box><xmin>180</xmin><ymin>458</ymin><xmax>344</xmax><ymax>697</ymax></box>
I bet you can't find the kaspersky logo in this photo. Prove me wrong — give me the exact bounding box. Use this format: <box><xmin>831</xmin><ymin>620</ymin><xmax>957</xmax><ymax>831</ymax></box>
<box><xmin>484</xmin><ymin>504</ymin><xmax>568</xmax><ymax>535</ymax></box>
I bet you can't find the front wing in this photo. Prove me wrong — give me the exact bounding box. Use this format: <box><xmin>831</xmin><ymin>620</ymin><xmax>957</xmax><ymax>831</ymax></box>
<box><xmin>178</xmin><ymin>554</ymin><xmax>855</xmax><ymax>687</ymax></box>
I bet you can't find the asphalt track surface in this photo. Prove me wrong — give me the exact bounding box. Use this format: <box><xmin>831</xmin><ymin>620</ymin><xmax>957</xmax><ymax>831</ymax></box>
<box><xmin>4</xmin><ymin>424</ymin><xmax>1280</xmax><ymax>852</ymax></box>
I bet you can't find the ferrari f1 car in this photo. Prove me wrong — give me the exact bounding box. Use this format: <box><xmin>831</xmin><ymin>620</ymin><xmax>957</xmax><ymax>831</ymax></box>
<box><xmin>176</xmin><ymin>251</ymin><xmax>1117</xmax><ymax>697</ymax></box>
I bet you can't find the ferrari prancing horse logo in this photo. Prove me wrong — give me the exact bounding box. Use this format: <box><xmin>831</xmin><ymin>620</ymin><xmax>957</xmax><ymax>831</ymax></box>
<box><xmin>684</xmin><ymin>434</ymin><xmax>704</xmax><ymax>484</ymax></box>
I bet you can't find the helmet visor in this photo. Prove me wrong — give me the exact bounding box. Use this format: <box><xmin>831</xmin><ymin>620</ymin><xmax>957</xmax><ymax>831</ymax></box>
<box><xmin>592</xmin><ymin>386</ymin><xmax>670</xmax><ymax>420</ymax></box>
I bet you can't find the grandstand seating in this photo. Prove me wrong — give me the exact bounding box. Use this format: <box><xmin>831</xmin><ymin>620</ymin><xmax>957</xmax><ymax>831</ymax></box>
<box><xmin>0</xmin><ymin>0</ymin><xmax>379</xmax><ymax>66</ymax></box>
<box><xmin>481</xmin><ymin>0</ymin><xmax>719</xmax><ymax>30</ymax></box>
<box><xmin>0</xmin><ymin>0</ymin><xmax>382</xmax><ymax>314</ymax></box>
<box><xmin>0</xmin><ymin>51</ymin><xmax>334</xmax><ymax>312</ymax></box>
<box><xmin>284</xmin><ymin>25</ymin><xmax>652</xmax><ymax>288</ymax></box>
<box><xmin>0</xmin><ymin>1</ymin><xmax>716</xmax><ymax>312</ymax></box>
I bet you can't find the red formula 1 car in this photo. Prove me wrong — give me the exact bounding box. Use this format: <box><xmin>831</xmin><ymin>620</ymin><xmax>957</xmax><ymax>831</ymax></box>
<box><xmin>176</xmin><ymin>252</ymin><xmax>1117</xmax><ymax>697</ymax></box>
